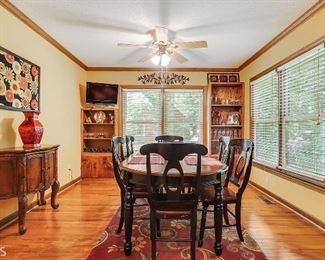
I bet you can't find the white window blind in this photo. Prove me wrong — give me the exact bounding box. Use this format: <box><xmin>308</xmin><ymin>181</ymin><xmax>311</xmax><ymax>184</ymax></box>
<box><xmin>122</xmin><ymin>89</ymin><xmax>162</xmax><ymax>151</ymax></box>
<box><xmin>251</xmin><ymin>71</ymin><xmax>279</xmax><ymax>166</ymax></box>
<box><xmin>278</xmin><ymin>46</ymin><xmax>325</xmax><ymax>180</ymax></box>
<box><xmin>164</xmin><ymin>89</ymin><xmax>203</xmax><ymax>143</ymax></box>
<box><xmin>251</xmin><ymin>44</ymin><xmax>325</xmax><ymax>183</ymax></box>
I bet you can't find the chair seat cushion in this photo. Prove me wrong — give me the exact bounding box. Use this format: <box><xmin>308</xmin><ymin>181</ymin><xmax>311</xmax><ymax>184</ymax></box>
<box><xmin>201</xmin><ymin>186</ymin><xmax>237</xmax><ymax>203</ymax></box>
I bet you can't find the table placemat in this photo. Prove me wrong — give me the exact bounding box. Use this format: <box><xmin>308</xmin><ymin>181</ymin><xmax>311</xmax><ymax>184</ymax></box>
<box><xmin>127</xmin><ymin>155</ymin><xmax>165</xmax><ymax>165</ymax></box>
<box><xmin>185</xmin><ymin>156</ymin><xmax>224</xmax><ymax>166</ymax></box>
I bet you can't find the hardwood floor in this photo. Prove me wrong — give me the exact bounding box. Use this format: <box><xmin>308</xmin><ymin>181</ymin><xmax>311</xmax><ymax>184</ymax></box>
<box><xmin>0</xmin><ymin>179</ymin><xmax>324</xmax><ymax>259</ymax></box>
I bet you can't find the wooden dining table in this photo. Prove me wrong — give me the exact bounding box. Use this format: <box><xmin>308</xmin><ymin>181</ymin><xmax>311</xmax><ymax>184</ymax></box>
<box><xmin>120</xmin><ymin>153</ymin><xmax>227</xmax><ymax>257</ymax></box>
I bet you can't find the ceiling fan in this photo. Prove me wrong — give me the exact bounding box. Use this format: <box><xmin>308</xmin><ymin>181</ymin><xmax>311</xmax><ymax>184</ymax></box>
<box><xmin>117</xmin><ymin>27</ymin><xmax>208</xmax><ymax>65</ymax></box>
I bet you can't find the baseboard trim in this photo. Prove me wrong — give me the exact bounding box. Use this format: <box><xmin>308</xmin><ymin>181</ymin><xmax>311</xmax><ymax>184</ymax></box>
<box><xmin>249</xmin><ymin>181</ymin><xmax>325</xmax><ymax>230</ymax></box>
<box><xmin>0</xmin><ymin>176</ymin><xmax>82</xmax><ymax>230</ymax></box>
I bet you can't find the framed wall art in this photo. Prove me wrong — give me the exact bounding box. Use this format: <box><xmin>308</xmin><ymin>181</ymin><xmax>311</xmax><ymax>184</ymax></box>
<box><xmin>207</xmin><ymin>72</ymin><xmax>240</xmax><ymax>83</ymax></box>
<box><xmin>0</xmin><ymin>46</ymin><xmax>40</xmax><ymax>112</ymax></box>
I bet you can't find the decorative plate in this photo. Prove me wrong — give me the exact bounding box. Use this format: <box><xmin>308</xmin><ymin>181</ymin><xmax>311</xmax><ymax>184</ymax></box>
<box><xmin>93</xmin><ymin>111</ymin><xmax>106</xmax><ymax>123</ymax></box>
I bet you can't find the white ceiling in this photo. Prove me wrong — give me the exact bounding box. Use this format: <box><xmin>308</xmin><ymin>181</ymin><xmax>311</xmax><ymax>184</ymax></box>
<box><xmin>10</xmin><ymin>0</ymin><xmax>317</xmax><ymax>68</ymax></box>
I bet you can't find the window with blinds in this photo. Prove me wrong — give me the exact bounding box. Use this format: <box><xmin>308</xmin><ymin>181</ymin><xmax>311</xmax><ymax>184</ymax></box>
<box><xmin>251</xmin><ymin>71</ymin><xmax>279</xmax><ymax>166</ymax></box>
<box><xmin>122</xmin><ymin>89</ymin><xmax>162</xmax><ymax>150</ymax></box>
<box><xmin>251</xmin><ymin>44</ymin><xmax>325</xmax><ymax>183</ymax></box>
<box><xmin>164</xmin><ymin>89</ymin><xmax>203</xmax><ymax>143</ymax></box>
<box><xmin>278</xmin><ymin>46</ymin><xmax>325</xmax><ymax>180</ymax></box>
<box><xmin>122</xmin><ymin>88</ymin><xmax>204</xmax><ymax>151</ymax></box>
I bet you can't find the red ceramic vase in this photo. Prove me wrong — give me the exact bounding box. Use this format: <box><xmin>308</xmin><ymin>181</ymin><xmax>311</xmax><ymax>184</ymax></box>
<box><xmin>18</xmin><ymin>111</ymin><xmax>44</xmax><ymax>149</ymax></box>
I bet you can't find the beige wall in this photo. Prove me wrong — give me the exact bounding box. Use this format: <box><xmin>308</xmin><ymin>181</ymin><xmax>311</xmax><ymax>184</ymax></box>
<box><xmin>0</xmin><ymin>6</ymin><xmax>86</xmax><ymax>220</ymax></box>
<box><xmin>240</xmin><ymin>7</ymin><xmax>325</xmax><ymax>223</ymax></box>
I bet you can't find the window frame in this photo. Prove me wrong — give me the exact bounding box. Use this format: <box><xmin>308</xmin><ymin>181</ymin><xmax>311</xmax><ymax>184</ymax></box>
<box><xmin>121</xmin><ymin>85</ymin><xmax>207</xmax><ymax>149</ymax></box>
<box><xmin>250</xmin><ymin>41</ymin><xmax>325</xmax><ymax>189</ymax></box>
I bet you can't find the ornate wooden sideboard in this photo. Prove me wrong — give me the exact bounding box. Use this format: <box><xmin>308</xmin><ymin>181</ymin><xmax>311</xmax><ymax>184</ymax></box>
<box><xmin>0</xmin><ymin>145</ymin><xmax>60</xmax><ymax>234</ymax></box>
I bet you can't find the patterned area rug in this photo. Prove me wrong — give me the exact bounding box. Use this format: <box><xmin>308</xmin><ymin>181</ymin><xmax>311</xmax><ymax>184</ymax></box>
<box><xmin>87</xmin><ymin>202</ymin><xmax>267</xmax><ymax>260</ymax></box>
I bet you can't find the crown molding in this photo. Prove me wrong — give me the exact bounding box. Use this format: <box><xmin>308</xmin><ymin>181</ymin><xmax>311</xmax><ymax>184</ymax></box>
<box><xmin>1</xmin><ymin>0</ymin><xmax>323</xmax><ymax>73</ymax></box>
<box><xmin>0</xmin><ymin>0</ymin><xmax>88</xmax><ymax>70</ymax></box>
<box><xmin>86</xmin><ymin>67</ymin><xmax>239</xmax><ymax>72</ymax></box>
<box><xmin>238</xmin><ymin>0</ymin><xmax>325</xmax><ymax>71</ymax></box>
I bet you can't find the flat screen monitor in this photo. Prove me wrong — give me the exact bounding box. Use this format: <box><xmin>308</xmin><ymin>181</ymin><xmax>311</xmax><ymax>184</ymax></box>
<box><xmin>86</xmin><ymin>82</ymin><xmax>118</xmax><ymax>104</ymax></box>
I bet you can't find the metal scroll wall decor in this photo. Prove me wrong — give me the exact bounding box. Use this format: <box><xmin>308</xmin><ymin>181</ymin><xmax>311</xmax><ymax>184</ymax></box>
<box><xmin>138</xmin><ymin>72</ymin><xmax>190</xmax><ymax>85</ymax></box>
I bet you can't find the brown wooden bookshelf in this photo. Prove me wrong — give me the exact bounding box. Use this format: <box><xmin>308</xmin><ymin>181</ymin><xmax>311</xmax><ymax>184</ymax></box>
<box><xmin>209</xmin><ymin>82</ymin><xmax>244</xmax><ymax>154</ymax></box>
<box><xmin>81</xmin><ymin>107</ymin><xmax>118</xmax><ymax>178</ymax></box>
<box><xmin>83</xmin><ymin>123</ymin><xmax>114</xmax><ymax>125</ymax></box>
<box><xmin>211</xmin><ymin>125</ymin><xmax>243</xmax><ymax>128</ymax></box>
<box><xmin>211</xmin><ymin>104</ymin><xmax>242</xmax><ymax>107</ymax></box>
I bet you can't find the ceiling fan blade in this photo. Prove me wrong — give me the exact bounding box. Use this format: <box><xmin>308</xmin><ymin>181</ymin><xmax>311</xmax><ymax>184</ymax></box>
<box><xmin>168</xmin><ymin>51</ymin><xmax>188</xmax><ymax>64</ymax></box>
<box><xmin>138</xmin><ymin>50</ymin><xmax>159</xmax><ymax>62</ymax></box>
<box><xmin>155</xmin><ymin>27</ymin><xmax>168</xmax><ymax>44</ymax></box>
<box><xmin>174</xmin><ymin>41</ymin><xmax>208</xmax><ymax>49</ymax></box>
<box><xmin>117</xmin><ymin>43</ymin><xmax>150</xmax><ymax>48</ymax></box>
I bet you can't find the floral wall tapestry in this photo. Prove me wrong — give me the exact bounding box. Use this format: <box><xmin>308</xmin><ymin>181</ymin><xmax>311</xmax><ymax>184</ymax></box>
<box><xmin>0</xmin><ymin>46</ymin><xmax>40</xmax><ymax>112</ymax></box>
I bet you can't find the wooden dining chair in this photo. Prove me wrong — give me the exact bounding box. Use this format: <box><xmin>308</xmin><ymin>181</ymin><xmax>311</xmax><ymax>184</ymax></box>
<box><xmin>140</xmin><ymin>142</ymin><xmax>208</xmax><ymax>260</ymax></box>
<box><xmin>111</xmin><ymin>136</ymin><xmax>148</xmax><ymax>234</ymax></box>
<box><xmin>125</xmin><ymin>135</ymin><xmax>135</xmax><ymax>157</ymax></box>
<box><xmin>217</xmin><ymin>136</ymin><xmax>231</xmax><ymax>183</ymax></box>
<box><xmin>217</xmin><ymin>136</ymin><xmax>231</xmax><ymax>164</ymax></box>
<box><xmin>155</xmin><ymin>135</ymin><xmax>184</xmax><ymax>143</ymax></box>
<box><xmin>198</xmin><ymin>139</ymin><xmax>254</xmax><ymax>245</ymax></box>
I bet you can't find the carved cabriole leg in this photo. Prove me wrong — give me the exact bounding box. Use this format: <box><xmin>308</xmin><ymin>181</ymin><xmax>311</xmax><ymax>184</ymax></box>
<box><xmin>18</xmin><ymin>194</ymin><xmax>28</xmax><ymax>235</ymax></box>
<box><xmin>214</xmin><ymin>176</ymin><xmax>223</xmax><ymax>256</ymax></box>
<box><xmin>51</xmin><ymin>180</ymin><xmax>60</xmax><ymax>209</ymax></box>
<box><xmin>124</xmin><ymin>174</ymin><xmax>133</xmax><ymax>256</ymax></box>
<box><xmin>39</xmin><ymin>190</ymin><xmax>46</xmax><ymax>206</ymax></box>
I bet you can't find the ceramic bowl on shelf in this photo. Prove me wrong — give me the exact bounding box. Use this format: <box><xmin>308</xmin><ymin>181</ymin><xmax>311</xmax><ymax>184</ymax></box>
<box><xmin>93</xmin><ymin>111</ymin><xmax>106</xmax><ymax>124</ymax></box>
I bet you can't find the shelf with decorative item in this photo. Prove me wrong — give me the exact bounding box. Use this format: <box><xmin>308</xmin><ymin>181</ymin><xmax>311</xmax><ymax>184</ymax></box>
<box><xmin>83</xmin><ymin>123</ymin><xmax>114</xmax><ymax>126</ymax></box>
<box><xmin>81</xmin><ymin>107</ymin><xmax>118</xmax><ymax>178</ymax></box>
<box><xmin>211</xmin><ymin>125</ymin><xmax>242</xmax><ymax>128</ymax></box>
<box><xmin>211</xmin><ymin>104</ymin><xmax>242</xmax><ymax>107</ymax></box>
<box><xmin>209</xmin><ymin>80</ymin><xmax>244</xmax><ymax>155</ymax></box>
<box><xmin>210</xmin><ymin>82</ymin><xmax>242</xmax><ymax>87</ymax></box>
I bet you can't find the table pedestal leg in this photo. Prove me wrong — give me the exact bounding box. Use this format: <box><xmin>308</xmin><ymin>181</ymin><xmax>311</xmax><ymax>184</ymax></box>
<box><xmin>214</xmin><ymin>177</ymin><xmax>223</xmax><ymax>256</ymax></box>
<box><xmin>124</xmin><ymin>180</ymin><xmax>133</xmax><ymax>256</ymax></box>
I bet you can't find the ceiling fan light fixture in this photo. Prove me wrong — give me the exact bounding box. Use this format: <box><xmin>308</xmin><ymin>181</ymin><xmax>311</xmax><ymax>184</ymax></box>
<box><xmin>151</xmin><ymin>53</ymin><xmax>171</xmax><ymax>67</ymax></box>
<box><xmin>161</xmin><ymin>54</ymin><xmax>171</xmax><ymax>66</ymax></box>
<box><xmin>151</xmin><ymin>55</ymin><xmax>160</xmax><ymax>65</ymax></box>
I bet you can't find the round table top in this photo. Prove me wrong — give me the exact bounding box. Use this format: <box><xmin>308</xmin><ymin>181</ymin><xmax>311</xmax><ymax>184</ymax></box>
<box><xmin>121</xmin><ymin>153</ymin><xmax>226</xmax><ymax>177</ymax></box>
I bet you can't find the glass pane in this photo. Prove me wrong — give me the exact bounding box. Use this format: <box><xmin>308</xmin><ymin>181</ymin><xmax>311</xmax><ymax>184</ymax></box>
<box><xmin>281</xmin><ymin>48</ymin><xmax>325</xmax><ymax>179</ymax></box>
<box><xmin>123</xmin><ymin>90</ymin><xmax>162</xmax><ymax>150</ymax></box>
<box><xmin>251</xmin><ymin>71</ymin><xmax>279</xmax><ymax>165</ymax></box>
<box><xmin>164</xmin><ymin>90</ymin><xmax>203</xmax><ymax>143</ymax></box>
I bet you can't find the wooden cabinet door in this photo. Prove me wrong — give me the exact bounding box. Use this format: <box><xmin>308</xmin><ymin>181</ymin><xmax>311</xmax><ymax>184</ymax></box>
<box><xmin>44</xmin><ymin>150</ymin><xmax>56</xmax><ymax>187</ymax></box>
<box><xmin>26</xmin><ymin>153</ymin><xmax>43</xmax><ymax>193</ymax></box>
<box><xmin>0</xmin><ymin>157</ymin><xmax>17</xmax><ymax>199</ymax></box>
<box><xmin>101</xmin><ymin>155</ymin><xmax>113</xmax><ymax>178</ymax></box>
<box><xmin>81</xmin><ymin>155</ymin><xmax>113</xmax><ymax>178</ymax></box>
